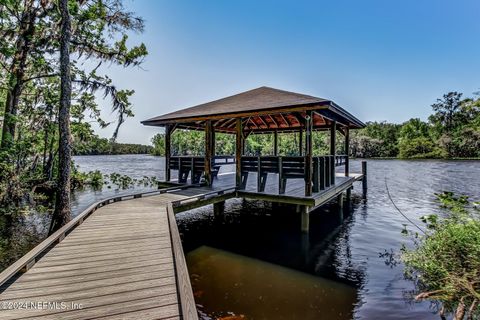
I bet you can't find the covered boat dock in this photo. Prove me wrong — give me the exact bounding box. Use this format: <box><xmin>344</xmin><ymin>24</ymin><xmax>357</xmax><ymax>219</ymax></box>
<box><xmin>142</xmin><ymin>86</ymin><xmax>367</xmax><ymax>232</ymax></box>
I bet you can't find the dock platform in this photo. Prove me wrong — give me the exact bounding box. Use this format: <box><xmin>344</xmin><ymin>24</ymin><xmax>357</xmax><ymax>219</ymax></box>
<box><xmin>0</xmin><ymin>169</ymin><xmax>364</xmax><ymax>320</ymax></box>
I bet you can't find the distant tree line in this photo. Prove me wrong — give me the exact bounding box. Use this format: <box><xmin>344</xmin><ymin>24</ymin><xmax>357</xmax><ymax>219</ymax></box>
<box><xmin>151</xmin><ymin>92</ymin><xmax>480</xmax><ymax>159</ymax></box>
<box><xmin>350</xmin><ymin>92</ymin><xmax>480</xmax><ymax>158</ymax></box>
<box><xmin>74</xmin><ymin>135</ymin><xmax>152</xmax><ymax>155</ymax></box>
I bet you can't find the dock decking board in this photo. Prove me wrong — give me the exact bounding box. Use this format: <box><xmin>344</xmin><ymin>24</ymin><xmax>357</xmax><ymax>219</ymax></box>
<box><xmin>0</xmin><ymin>193</ymin><xmax>195</xmax><ymax>320</ymax></box>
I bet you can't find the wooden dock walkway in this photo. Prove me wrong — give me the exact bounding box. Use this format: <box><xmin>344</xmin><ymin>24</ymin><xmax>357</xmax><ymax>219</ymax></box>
<box><xmin>0</xmin><ymin>189</ymin><xmax>202</xmax><ymax>320</ymax></box>
<box><xmin>0</xmin><ymin>168</ymin><xmax>364</xmax><ymax>320</ymax></box>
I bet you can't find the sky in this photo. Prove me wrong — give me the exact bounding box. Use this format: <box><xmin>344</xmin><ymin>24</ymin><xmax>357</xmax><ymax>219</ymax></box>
<box><xmin>93</xmin><ymin>0</ymin><xmax>480</xmax><ymax>144</ymax></box>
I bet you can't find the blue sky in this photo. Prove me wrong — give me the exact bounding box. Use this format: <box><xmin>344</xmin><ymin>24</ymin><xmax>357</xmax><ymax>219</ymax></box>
<box><xmin>95</xmin><ymin>0</ymin><xmax>480</xmax><ymax>144</ymax></box>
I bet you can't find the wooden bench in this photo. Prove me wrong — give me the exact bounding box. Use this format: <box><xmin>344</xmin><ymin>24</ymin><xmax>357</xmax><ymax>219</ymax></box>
<box><xmin>278</xmin><ymin>156</ymin><xmax>305</xmax><ymax>194</ymax></box>
<box><xmin>169</xmin><ymin>157</ymin><xmax>221</xmax><ymax>184</ymax></box>
<box><xmin>240</xmin><ymin>156</ymin><xmax>306</xmax><ymax>194</ymax></box>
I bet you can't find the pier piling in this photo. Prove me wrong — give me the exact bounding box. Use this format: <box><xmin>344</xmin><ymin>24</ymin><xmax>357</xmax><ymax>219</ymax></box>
<box><xmin>213</xmin><ymin>200</ymin><xmax>225</xmax><ymax>218</ymax></box>
<box><xmin>362</xmin><ymin>160</ymin><xmax>368</xmax><ymax>197</ymax></box>
<box><xmin>300</xmin><ymin>205</ymin><xmax>310</xmax><ymax>233</ymax></box>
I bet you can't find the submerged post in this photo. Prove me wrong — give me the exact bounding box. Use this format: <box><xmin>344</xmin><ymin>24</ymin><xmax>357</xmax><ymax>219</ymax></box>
<box><xmin>164</xmin><ymin>124</ymin><xmax>172</xmax><ymax>182</ymax></box>
<box><xmin>300</xmin><ymin>205</ymin><xmax>309</xmax><ymax>233</ymax></box>
<box><xmin>362</xmin><ymin>160</ymin><xmax>368</xmax><ymax>197</ymax></box>
<box><xmin>346</xmin><ymin>187</ymin><xmax>352</xmax><ymax>205</ymax></box>
<box><xmin>204</xmin><ymin>120</ymin><xmax>213</xmax><ymax>186</ymax></box>
<box><xmin>213</xmin><ymin>200</ymin><xmax>225</xmax><ymax>218</ymax></box>
<box><xmin>235</xmin><ymin>118</ymin><xmax>243</xmax><ymax>188</ymax></box>
<box><xmin>338</xmin><ymin>192</ymin><xmax>344</xmax><ymax>222</ymax></box>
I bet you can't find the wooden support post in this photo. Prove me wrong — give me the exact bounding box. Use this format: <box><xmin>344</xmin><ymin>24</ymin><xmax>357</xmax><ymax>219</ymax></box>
<box><xmin>273</xmin><ymin>130</ymin><xmax>278</xmax><ymax>156</ymax></box>
<box><xmin>235</xmin><ymin>118</ymin><xmax>243</xmax><ymax>188</ymax></box>
<box><xmin>362</xmin><ymin>160</ymin><xmax>368</xmax><ymax>197</ymax></box>
<box><xmin>345</xmin><ymin>127</ymin><xmax>349</xmax><ymax>177</ymax></box>
<box><xmin>165</xmin><ymin>124</ymin><xmax>172</xmax><ymax>181</ymax></box>
<box><xmin>312</xmin><ymin>157</ymin><xmax>319</xmax><ymax>193</ymax></box>
<box><xmin>325</xmin><ymin>156</ymin><xmax>331</xmax><ymax>187</ymax></box>
<box><xmin>330</xmin><ymin>121</ymin><xmax>336</xmax><ymax>156</ymax></box>
<box><xmin>299</xmin><ymin>128</ymin><xmax>303</xmax><ymax>156</ymax></box>
<box><xmin>300</xmin><ymin>205</ymin><xmax>309</xmax><ymax>233</ymax></box>
<box><xmin>338</xmin><ymin>192</ymin><xmax>344</xmax><ymax>222</ymax></box>
<box><xmin>319</xmin><ymin>156</ymin><xmax>326</xmax><ymax>190</ymax></box>
<box><xmin>211</xmin><ymin>124</ymin><xmax>216</xmax><ymax>161</ymax></box>
<box><xmin>257</xmin><ymin>156</ymin><xmax>261</xmax><ymax>192</ymax></box>
<box><xmin>305</xmin><ymin>111</ymin><xmax>313</xmax><ymax>196</ymax></box>
<box><xmin>204</xmin><ymin>120</ymin><xmax>213</xmax><ymax>186</ymax></box>
<box><xmin>278</xmin><ymin>157</ymin><xmax>284</xmax><ymax>194</ymax></box>
<box><xmin>346</xmin><ymin>187</ymin><xmax>352</xmax><ymax>213</ymax></box>
<box><xmin>330</xmin><ymin>121</ymin><xmax>336</xmax><ymax>185</ymax></box>
<box><xmin>213</xmin><ymin>200</ymin><xmax>225</xmax><ymax>218</ymax></box>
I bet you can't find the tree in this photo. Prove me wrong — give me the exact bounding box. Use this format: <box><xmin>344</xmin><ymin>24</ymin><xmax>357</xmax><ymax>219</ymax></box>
<box><xmin>49</xmin><ymin>0</ymin><xmax>72</xmax><ymax>233</ymax></box>
<box><xmin>397</xmin><ymin>118</ymin><xmax>443</xmax><ymax>158</ymax></box>
<box><xmin>0</xmin><ymin>0</ymin><xmax>38</xmax><ymax>148</ymax></box>
<box><xmin>429</xmin><ymin>92</ymin><xmax>464</xmax><ymax>135</ymax></box>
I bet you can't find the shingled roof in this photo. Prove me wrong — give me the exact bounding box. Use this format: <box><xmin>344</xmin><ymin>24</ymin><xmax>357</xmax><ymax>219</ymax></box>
<box><xmin>142</xmin><ymin>86</ymin><xmax>364</xmax><ymax>133</ymax></box>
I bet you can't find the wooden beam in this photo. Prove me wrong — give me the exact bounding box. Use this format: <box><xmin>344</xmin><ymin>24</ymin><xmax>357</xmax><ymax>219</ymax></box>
<box><xmin>305</xmin><ymin>111</ymin><xmax>313</xmax><ymax>196</ymax></box>
<box><xmin>235</xmin><ymin>118</ymin><xmax>243</xmax><ymax>187</ymax></box>
<box><xmin>222</xmin><ymin>118</ymin><xmax>237</xmax><ymax>129</ymax></box>
<box><xmin>248</xmin><ymin>117</ymin><xmax>259</xmax><ymax>129</ymax></box>
<box><xmin>165</xmin><ymin>124</ymin><xmax>172</xmax><ymax>181</ymax></box>
<box><xmin>269</xmin><ymin>114</ymin><xmax>279</xmax><ymax>128</ymax></box>
<box><xmin>257</xmin><ymin>115</ymin><xmax>269</xmax><ymax>129</ymax></box>
<box><xmin>204</xmin><ymin>120</ymin><xmax>213</xmax><ymax>186</ymax></box>
<box><xmin>279</xmin><ymin>113</ymin><xmax>290</xmax><ymax>127</ymax></box>
<box><xmin>292</xmin><ymin>112</ymin><xmax>306</xmax><ymax>126</ymax></box>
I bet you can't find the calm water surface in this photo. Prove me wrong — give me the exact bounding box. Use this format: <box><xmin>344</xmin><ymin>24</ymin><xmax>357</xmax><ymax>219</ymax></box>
<box><xmin>61</xmin><ymin>156</ymin><xmax>480</xmax><ymax>319</ymax></box>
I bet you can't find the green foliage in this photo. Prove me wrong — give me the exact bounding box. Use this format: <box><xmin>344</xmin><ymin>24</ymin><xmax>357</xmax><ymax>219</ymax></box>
<box><xmin>402</xmin><ymin>192</ymin><xmax>480</xmax><ymax>319</ymax></box>
<box><xmin>349</xmin><ymin>93</ymin><xmax>480</xmax><ymax>159</ymax></box>
<box><xmin>0</xmin><ymin>0</ymin><xmax>148</xmax><ymax>216</ymax></box>
<box><xmin>151</xmin><ymin>130</ymin><xmax>335</xmax><ymax>157</ymax></box>
<box><xmin>398</xmin><ymin>137</ymin><xmax>444</xmax><ymax>158</ymax></box>
<box><xmin>350</xmin><ymin>121</ymin><xmax>401</xmax><ymax>157</ymax></box>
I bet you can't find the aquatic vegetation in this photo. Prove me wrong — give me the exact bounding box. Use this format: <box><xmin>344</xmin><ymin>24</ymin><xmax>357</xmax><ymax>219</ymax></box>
<box><xmin>402</xmin><ymin>192</ymin><xmax>480</xmax><ymax>320</ymax></box>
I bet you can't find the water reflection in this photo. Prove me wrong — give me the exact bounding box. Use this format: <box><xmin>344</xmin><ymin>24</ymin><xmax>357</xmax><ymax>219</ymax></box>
<box><xmin>187</xmin><ymin>246</ymin><xmax>357</xmax><ymax>320</ymax></box>
<box><xmin>177</xmin><ymin>197</ymin><xmax>366</xmax><ymax>319</ymax></box>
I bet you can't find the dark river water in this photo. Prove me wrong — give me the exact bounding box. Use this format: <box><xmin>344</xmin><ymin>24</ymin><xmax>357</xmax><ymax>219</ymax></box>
<box><xmin>7</xmin><ymin>155</ymin><xmax>480</xmax><ymax>320</ymax></box>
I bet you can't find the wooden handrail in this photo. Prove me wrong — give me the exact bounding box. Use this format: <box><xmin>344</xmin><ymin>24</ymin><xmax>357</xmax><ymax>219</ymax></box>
<box><xmin>166</xmin><ymin>202</ymin><xmax>198</xmax><ymax>320</ymax></box>
<box><xmin>0</xmin><ymin>184</ymin><xmax>197</xmax><ymax>288</ymax></box>
<box><xmin>171</xmin><ymin>187</ymin><xmax>236</xmax><ymax>208</ymax></box>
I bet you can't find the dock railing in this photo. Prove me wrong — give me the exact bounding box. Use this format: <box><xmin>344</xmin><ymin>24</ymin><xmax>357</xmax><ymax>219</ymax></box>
<box><xmin>239</xmin><ymin>155</ymin><xmax>348</xmax><ymax>195</ymax></box>
<box><xmin>169</xmin><ymin>155</ymin><xmax>235</xmax><ymax>184</ymax></box>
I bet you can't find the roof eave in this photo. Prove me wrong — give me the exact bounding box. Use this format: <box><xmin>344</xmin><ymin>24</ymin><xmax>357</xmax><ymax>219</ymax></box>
<box><xmin>328</xmin><ymin>102</ymin><xmax>366</xmax><ymax>128</ymax></box>
<box><xmin>141</xmin><ymin>101</ymin><xmax>332</xmax><ymax>127</ymax></box>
